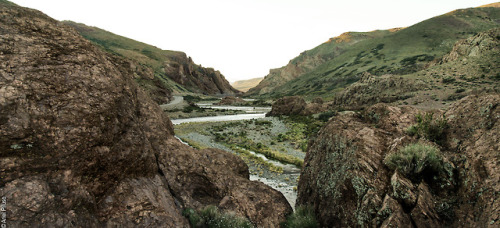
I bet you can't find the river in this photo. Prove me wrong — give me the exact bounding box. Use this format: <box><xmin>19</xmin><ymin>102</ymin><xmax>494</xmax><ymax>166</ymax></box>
<box><xmin>172</xmin><ymin>104</ymin><xmax>299</xmax><ymax>207</ymax></box>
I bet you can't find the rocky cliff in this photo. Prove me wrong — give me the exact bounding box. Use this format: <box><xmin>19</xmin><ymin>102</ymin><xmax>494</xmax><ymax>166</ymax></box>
<box><xmin>267</xmin><ymin>96</ymin><xmax>327</xmax><ymax>116</ymax></box>
<box><xmin>246</xmin><ymin>54</ymin><xmax>326</xmax><ymax>96</ymax></box>
<box><xmin>0</xmin><ymin>2</ymin><xmax>290</xmax><ymax>227</ymax></box>
<box><xmin>162</xmin><ymin>53</ymin><xmax>241</xmax><ymax>95</ymax></box>
<box><xmin>297</xmin><ymin>94</ymin><xmax>499</xmax><ymax>227</ymax></box>
<box><xmin>64</xmin><ymin>21</ymin><xmax>241</xmax><ymax>97</ymax></box>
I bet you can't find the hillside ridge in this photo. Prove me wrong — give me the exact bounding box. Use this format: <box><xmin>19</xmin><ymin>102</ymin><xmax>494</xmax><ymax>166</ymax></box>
<box><xmin>246</xmin><ymin>5</ymin><xmax>499</xmax><ymax>99</ymax></box>
<box><xmin>64</xmin><ymin>21</ymin><xmax>240</xmax><ymax>98</ymax></box>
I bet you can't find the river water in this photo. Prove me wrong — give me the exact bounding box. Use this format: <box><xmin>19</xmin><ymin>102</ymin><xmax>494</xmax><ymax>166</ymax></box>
<box><xmin>172</xmin><ymin>104</ymin><xmax>299</xmax><ymax>207</ymax></box>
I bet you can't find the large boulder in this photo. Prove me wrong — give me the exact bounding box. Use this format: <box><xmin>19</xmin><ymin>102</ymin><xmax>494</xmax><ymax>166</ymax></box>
<box><xmin>216</xmin><ymin>96</ymin><xmax>247</xmax><ymax>105</ymax></box>
<box><xmin>297</xmin><ymin>94</ymin><xmax>499</xmax><ymax>227</ymax></box>
<box><xmin>0</xmin><ymin>2</ymin><xmax>291</xmax><ymax>227</ymax></box>
<box><xmin>268</xmin><ymin>96</ymin><xmax>307</xmax><ymax>116</ymax></box>
<box><xmin>267</xmin><ymin>96</ymin><xmax>327</xmax><ymax>116</ymax></box>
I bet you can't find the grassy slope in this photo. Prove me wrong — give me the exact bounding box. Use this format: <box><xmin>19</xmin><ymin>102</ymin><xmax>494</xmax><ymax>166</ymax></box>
<box><xmin>256</xmin><ymin>6</ymin><xmax>499</xmax><ymax>99</ymax></box>
<box><xmin>63</xmin><ymin>21</ymin><xmax>193</xmax><ymax>94</ymax></box>
<box><xmin>246</xmin><ymin>30</ymin><xmax>393</xmax><ymax>96</ymax></box>
<box><xmin>0</xmin><ymin>0</ymin><xmax>17</xmax><ymax>6</ymax></box>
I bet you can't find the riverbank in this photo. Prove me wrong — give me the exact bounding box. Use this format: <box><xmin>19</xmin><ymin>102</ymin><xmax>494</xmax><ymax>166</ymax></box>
<box><xmin>174</xmin><ymin>117</ymin><xmax>307</xmax><ymax>207</ymax></box>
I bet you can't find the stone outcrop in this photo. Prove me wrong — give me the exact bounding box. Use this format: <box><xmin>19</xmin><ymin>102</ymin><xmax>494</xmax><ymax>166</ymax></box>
<box><xmin>113</xmin><ymin>55</ymin><xmax>173</xmax><ymax>105</ymax></box>
<box><xmin>0</xmin><ymin>2</ymin><xmax>291</xmax><ymax>227</ymax></box>
<box><xmin>331</xmin><ymin>72</ymin><xmax>427</xmax><ymax>109</ymax></box>
<box><xmin>246</xmin><ymin>54</ymin><xmax>326</xmax><ymax>96</ymax></box>
<box><xmin>163</xmin><ymin>55</ymin><xmax>241</xmax><ymax>95</ymax></box>
<box><xmin>267</xmin><ymin>96</ymin><xmax>328</xmax><ymax>116</ymax></box>
<box><xmin>297</xmin><ymin>94</ymin><xmax>499</xmax><ymax>227</ymax></box>
<box><xmin>216</xmin><ymin>96</ymin><xmax>247</xmax><ymax>105</ymax></box>
<box><xmin>441</xmin><ymin>27</ymin><xmax>500</xmax><ymax>63</ymax></box>
<box><xmin>267</xmin><ymin>96</ymin><xmax>307</xmax><ymax>116</ymax></box>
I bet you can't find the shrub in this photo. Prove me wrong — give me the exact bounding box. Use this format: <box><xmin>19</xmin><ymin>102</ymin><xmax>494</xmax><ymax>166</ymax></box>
<box><xmin>407</xmin><ymin>113</ymin><xmax>448</xmax><ymax>145</ymax></box>
<box><xmin>318</xmin><ymin>111</ymin><xmax>336</xmax><ymax>122</ymax></box>
<box><xmin>442</xmin><ymin>77</ymin><xmax>456</xmax><ymax>84</ymax></box>
<box><xmin>384</xmin><ymin>143</ymin><xmax>444</xmax><ymax>180</ymax></box>
<box><xmin>182</xmin><ymin>206</ymin><xmax>253</xmax><ymax>228</ymax></box>
<box><xmin>281</xmin><ymin>206</ymin><xmax>319</xmax><ymax>228</ymax></box>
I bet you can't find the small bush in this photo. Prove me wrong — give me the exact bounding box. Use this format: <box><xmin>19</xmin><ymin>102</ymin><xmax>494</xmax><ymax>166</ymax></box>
<box><xmin>281</xmin><ymin>206</ymin><xmax>319</xmax><ymax>228</ymax></box>
<box><xmin>318</xmin><ymin>111</ymin><xmax>336</xmax><ymax>122</ymax></box>
<box><xmin>442</xmin><ymin>77</ymin><xmax>456</xmax><ymax>84</ymax></box>
<box><xmin>407</xmin><ymin>113</ymin><xmax>448</xmax><ymax>145</ymax></box>
<box><xmin>384</xmin><ymin>143</ymin><xmax>444</xmax><ymax>180</ymax></box>
<box><xmin>183</xmin><ymin>206</ymin><xmax>253</xmax><ymax>228</ymax></box>
<box><xmin>254</xmin><ymin>120</ymin><xmax>272</xmax><ymax>126</ymax></box>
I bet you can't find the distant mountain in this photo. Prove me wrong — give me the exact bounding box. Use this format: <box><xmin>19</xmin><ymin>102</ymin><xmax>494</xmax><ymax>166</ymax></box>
<box><xmin>246</xmin><ymin>30</ymin><xmax>394</xmax><ymax>96</ymax></box>
<box><xmin>231</xmin><ymin>77</ymin><xmax>264</xmax><ymax>92</ymax></box>
<box><xmin>63</xmin><ymin>21</ymin><xmax>240</xmax><ymax>98</ymax></box>
<box><xmin>247</xmin><ymin>5</ymin><xmax>499</xmax><ymax>99</ymax></box>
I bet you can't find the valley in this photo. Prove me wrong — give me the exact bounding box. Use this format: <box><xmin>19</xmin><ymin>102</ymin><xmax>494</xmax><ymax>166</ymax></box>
<box><xmin>1</xmin><ymin>0</ymin><xmax>499</xmax><ymax>227</ymax></box>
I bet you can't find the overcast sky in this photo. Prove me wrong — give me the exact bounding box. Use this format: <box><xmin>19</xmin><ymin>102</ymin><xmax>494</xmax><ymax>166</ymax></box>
<box><xmin>10</xmin><ymin>0</ymin><xmax>497</xmax><ymax>82</ymax></box>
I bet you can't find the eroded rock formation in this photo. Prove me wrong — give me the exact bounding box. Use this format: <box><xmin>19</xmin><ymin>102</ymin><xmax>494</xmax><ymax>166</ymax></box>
<box><xmin>297</xmin><ymin>94</ymin><xmax>499</xmax><ymax>227</ymax></box>
<box><xmin>0</xmin><ymin>2</ymin><xmax>291</xmax><ymax>227</ymax></box>
<box><xmin>267</xmin><ymin>96</ymin><xmax>327</xmax><ymax>116</ymax></box>
<box><xmin>216</xmin><ymin>96</ymin><xmax>247</xmax><ymax>105</ymax></box>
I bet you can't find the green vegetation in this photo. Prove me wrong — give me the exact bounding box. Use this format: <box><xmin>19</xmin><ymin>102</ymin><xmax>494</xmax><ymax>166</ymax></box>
<box><xmin>215</xmin><ymin>131</ymin><xmax>304</xmax><ymax>168</ymax></box>
<box><xmin>208</xmin><ymin>119</ymin><xmax>305</xmax><ymax>167</ymax></box>
<box><xmin>407</xmin><ymin>113</ymin><xmax>448</xmax><ymax>145</ymax></box>
<box><xmin>183</xmin><ymin>95</ymin><xmax>218</xmax><ymax>103</ymax></box>
<box><xmin>249</xmin><ymin>7</ymin><xmax>500</xmax><ymax>100</ymax></box>
<box><xmin>281</xmin><ymin>206</ymin><xmax>319</xmax><ymax>228</ymax></box>
<box><xmin>62</xmin><ymin>21</ymin><xmax>193</xmax><ymax>93</ymax></box>
<box><xmin>318</xmin><ymin>111</ymin><xmax>336</xmax><ymax>122</ymax></box>
<box><xmin>178</xmin><ymin>137</ymin><xmax>206</xmax><ymax>150</ymax></box>
<box><xmin>182</xmin><ymin>206</ymin><xmax>253</xmax><ymax>228</ymax></box>
<box><xmin>279</xmin><ymin>115</ymin><xmax>323</xmax><ymax>152</ymax></box>
<box><xmin>183</xmin><ymin>104</ymin><xmax>206</xmax><ymax>113</ymax></box>
<box><xmin>0</xmin><ymin>0</ymin><xmax>17</xmax><ymax>6</ymax></box>
<box><xmin>384</xmin><ymin>143</ymin><xmax>444</xmax><ymax>180</ymax></box>
<box><xmin>229</xmin><ymin>145</ymin><xmax>283</xmax><ymax>173</ymax></box>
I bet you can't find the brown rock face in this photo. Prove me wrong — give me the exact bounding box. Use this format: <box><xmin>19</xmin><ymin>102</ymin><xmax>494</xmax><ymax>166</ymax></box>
<box><xmin>216</xmin><ymin>96</ymin><xmax>247</xmax><ymax>105</ymax></box>
<box><xmin>267</xmin><ymin>96</ymin><xmax>307</xmax><ymax>116</ymax></box>
<box><xmin>267</xmin><ymin>96</ymin><xmax>328</xmax><ymax>116</ymax></box>
<box><xmin>297</xmin><ymin>94</ymin><xmax>499</xmax><ymax>227</ymax></box>
<box><xmin>0</xmin><ymin>3</ymin><xmax>291</xmax><ymax>227</ymax></box>
<box><xmin>246</xmin><ymin>54</ymin><xmax>326</xmax><ymax>96</ymax></box>
<box><xmin>331</xmin><ymin>72</ymin><xmax>427</xmax><ymax>110</ymax></box>
<box><xmin>163</xmin><ymin>55</ymin><xmax>241</xmax><ymax>95</ymax></box>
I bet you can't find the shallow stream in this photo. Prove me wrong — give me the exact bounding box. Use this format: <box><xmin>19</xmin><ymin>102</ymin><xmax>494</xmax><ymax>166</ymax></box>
<box><xmin>172</xmin><ymin>104</ymin><xmax>299</xmax><ymax>207</ymax></box>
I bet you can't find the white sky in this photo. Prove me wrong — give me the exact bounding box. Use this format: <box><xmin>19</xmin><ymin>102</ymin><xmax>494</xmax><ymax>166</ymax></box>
<box><xmin>10</xmin><ymin>0</ymin><xmax>497</xmax><ymax>82</ymax></box>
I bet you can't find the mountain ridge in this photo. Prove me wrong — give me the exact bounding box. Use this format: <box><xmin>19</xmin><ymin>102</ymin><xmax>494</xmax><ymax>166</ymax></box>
<box><xmin>63</xmin><ymin>21</ymin><xmax>241</xmax><ymax>98</ymax></box>
<box><xmin>246</xmin><ymin>4</ymin><xmax>499</xmax><ymax>99</ymax></box>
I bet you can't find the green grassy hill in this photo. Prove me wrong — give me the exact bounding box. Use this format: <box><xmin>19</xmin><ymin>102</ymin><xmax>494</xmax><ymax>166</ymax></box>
<box><xmin>64</xmin><ymin>21</ymin><xmax>240</xmax><ymax>96</ymax></box>
<box><xmin>248</xmin><ymin>5</ymin><xmax>499</xmax><ymax>100</ymax></box>
<box><xmin>246</xmin><ymin>29</ymin><xmax>394</xmax><ymax>96</ymax></box>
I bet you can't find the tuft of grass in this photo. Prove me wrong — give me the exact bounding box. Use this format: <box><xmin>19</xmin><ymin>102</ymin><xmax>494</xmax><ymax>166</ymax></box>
<box><xmin>384</xmin><ymin>143</ymin><xmax>444</xmax><ymax>180</ymax></box>
<box><xmin>229</xmin><ymin>145</ymin><xmax>283</xmax><ymax>173</ymax></box>
<box><xmin>281</xmin><ymin>206</ymin><xmax>319</xmax><ymax>228</ymax></box>
<box><xmin>406</xmin><ymin>112</ymin><xmax>448</xmax><ymax>145</ymax></box>
<box><xmin>182</xmin><ymin>206</ymin><xmax>253</xmax><ymax>228</ymax></box>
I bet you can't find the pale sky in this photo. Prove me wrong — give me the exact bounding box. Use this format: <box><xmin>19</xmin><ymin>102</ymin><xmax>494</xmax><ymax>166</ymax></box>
<box><xmin>9</xmin><ymin>0</ymin><xmax>497</xmax><ymax>82</ymax></box>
